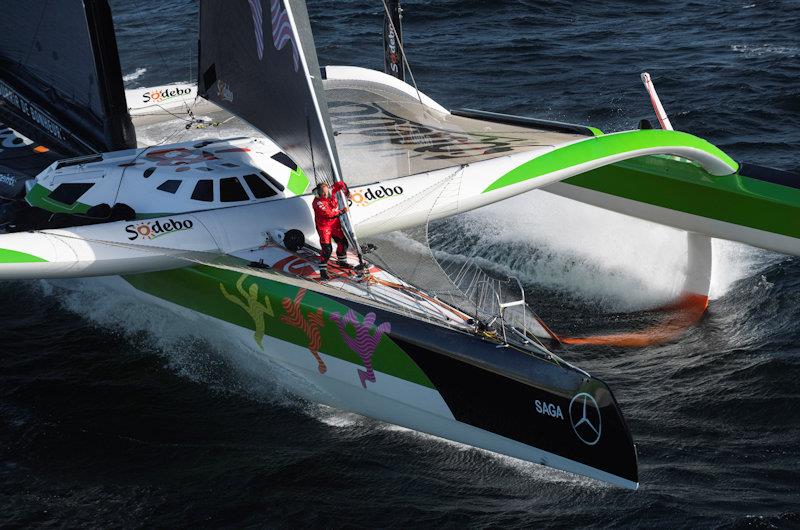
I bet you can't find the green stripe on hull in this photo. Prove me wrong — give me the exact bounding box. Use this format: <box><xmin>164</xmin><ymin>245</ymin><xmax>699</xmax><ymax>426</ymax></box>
<box><xmin>563</xmin><ymin>155</ymin><xmax>800</xmax><ymax>240</ymax></box>
<box><xmin>122</xmin><ymin>265</ymin><xmax>435</xmax><ymax>388</ymax></box>
<box><xmin>484</xmin><ymin>129</ymin><xmax>738</xmax><ymax>193</ymax></box>
<box><xmin>0</xmin><ymin>248</ymin><xmax>47</xmax><ymax>263</ymax></box>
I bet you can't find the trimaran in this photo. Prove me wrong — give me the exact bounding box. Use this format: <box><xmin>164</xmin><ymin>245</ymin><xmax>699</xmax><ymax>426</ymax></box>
<box><xmin>2</xmin><ymin>1</ymin><xmax>799</xmax><ymax>489</ymax></box>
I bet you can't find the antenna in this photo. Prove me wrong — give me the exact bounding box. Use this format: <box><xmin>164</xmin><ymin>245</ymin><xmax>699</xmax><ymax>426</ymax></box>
<box><xmin>640</xmin><ymin>72</ymin><xmax>673</xmax><ymax>130</ymax></box>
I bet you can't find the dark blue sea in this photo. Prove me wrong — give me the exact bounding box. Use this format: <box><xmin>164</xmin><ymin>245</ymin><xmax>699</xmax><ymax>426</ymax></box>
<box><xmin>2</xmin><ymin>0</ymin><xmax>800</xmax><ymax>527</ymax></box>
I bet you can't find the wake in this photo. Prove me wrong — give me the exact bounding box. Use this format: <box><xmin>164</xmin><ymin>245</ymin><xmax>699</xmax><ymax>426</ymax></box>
<box><xmin>447</xmin><ymin>190</ymin><xmax>778</xmax><ymax>312</ymax></box>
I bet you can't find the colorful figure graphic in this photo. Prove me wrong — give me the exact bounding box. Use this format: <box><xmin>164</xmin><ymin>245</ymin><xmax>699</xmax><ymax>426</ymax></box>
<box><xmin>280</xmin><ymin>289</ymin><xmax>327</xmax><ymax>374</ymax></box>
<box><xmin>248</xmin><ymin>0</ymin><xmax>265</xmax><ymax>60</ymax></box>
<box><xmin>270</xmin><ymin>0</ymin><xmax>299</xmax><ymax>71</ymax></box>
<box><xmin>330</xmin><ymin>310</ymin><xmax>391</xmax><ymax>388</ymax></box>
<box><xmin>220</xmin><ymin>274</ymin><xmax>274</xmax><ymax>348</ymax></box>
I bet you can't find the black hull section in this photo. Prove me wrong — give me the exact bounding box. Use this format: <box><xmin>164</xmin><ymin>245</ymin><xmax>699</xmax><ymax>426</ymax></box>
<box><xmin>337</xmin><ymin>296</ymin><xmax>639</xmax><ymax>487</ymax></box>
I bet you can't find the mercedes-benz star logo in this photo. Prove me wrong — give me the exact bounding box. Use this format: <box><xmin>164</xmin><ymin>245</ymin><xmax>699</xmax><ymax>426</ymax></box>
<box><xmin>569</xmin><ymin>392</ymin><xmax>602</xmax><ymax>446</ymax></box>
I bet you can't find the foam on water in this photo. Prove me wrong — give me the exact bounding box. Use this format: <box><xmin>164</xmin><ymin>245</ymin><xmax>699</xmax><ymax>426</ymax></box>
<box><xmin>40</xmin><ymin>276</ymin><xmax>323</xmax><ymax>409</ymax></box>
<box><xmin>312</xmin><ymin>406</ymin><xmax>363</xmax><ymax>428</ymax></box>
<box><xmin>731</xmin><ymin>43</ymin><xmax>800</xmax><ymax>58</ymax></box>
<box><xmin>454</xmin><ymin>190</ymin><xmax>777</xmax><ymax>311</ymax></box>
<box><xmin>122</xmin><ymin>67</ymin><xmax>147</xmax><ymax>84</ymax></box>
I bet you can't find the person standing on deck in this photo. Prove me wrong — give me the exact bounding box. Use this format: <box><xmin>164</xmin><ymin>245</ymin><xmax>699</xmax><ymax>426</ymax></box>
<box><xmin>312</xmin><ymin>181</ymin><xmax>351</xmax><ymax>281</ymax></box>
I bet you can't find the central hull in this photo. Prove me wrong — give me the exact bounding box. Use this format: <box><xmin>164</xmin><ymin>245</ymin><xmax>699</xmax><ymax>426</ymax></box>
<box><xmin>107</xmin><ymin>263</ymin><xmax>639</xmax><ymax>488</ymax></box>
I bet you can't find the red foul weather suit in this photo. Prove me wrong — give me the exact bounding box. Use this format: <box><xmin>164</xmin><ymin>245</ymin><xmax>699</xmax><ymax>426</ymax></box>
<box><xmin>312</xmin><ymin>181</ymin><xmax>349</xmax><ymax>265</ymax></box>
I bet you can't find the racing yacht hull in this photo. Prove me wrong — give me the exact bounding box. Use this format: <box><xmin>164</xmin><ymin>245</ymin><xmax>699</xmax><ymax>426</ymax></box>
<box><xmin>107</xmin><ymin>263</ymin><xmax>639</xmax><ymax>489</ymax></box>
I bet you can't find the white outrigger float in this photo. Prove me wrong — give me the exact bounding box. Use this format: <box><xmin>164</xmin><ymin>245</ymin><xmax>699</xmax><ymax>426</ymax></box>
<box><xmin>2</xmin><ymin>0</ymin><xmax>799</xmax><ymax>489</ymax></box>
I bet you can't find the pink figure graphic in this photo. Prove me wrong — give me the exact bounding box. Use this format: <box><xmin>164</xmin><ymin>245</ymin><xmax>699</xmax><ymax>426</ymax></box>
<box><xmin>248</xmin><ymin>0</ymin><xmax>265</xmax><ymax>60</ymax></box>
<box><xmin>270</xmin><ymin>0</ymin><xmax>299</xmax><ymax>71</ymax></box>
<box><xmin>330</xmin><ymin>310</ymin><xmax>391</xmax><ymax>388</ymax></box>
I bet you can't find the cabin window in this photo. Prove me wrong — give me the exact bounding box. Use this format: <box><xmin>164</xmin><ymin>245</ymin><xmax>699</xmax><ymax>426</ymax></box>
<box><xmin>260</xmin><ymin>171</ymin><xmax>285</xmax><ymax>192</ymax></box>
<box><xmin>191</xmin><ymin>179</ymin><xmax>214</xmax><ymax>202</ymax></box>
<box><xmin>56</xmin><ymin>154</ymin><xmax>103</xmax><ymax>169</ymax></box>
<box><xmin>243</xmin><ymin>173</ymin><xmax>277</xmax><ymax>198</ymax></box>
<box><xmin>157</xmin><ymin>179</ymin><xmax>181</xmax><ymax>194</ymax></box>
<box><xmin>143</xmin><ymin>167</ymin><xmax>156</xmax><ymax>178</ymax></box>
<box><xmin>271</xmin><ymin>152</ymin><xmax>297</xmax><ymax>171</ymax></box>
<box><xmin>48</xmin><ymin>182</ymin><xmax>94</xmax><ymax>205</ymax></box>
<box><xmin>220</xmin><ymin>177</ymin><xmax>249</xmax><ymax>202</ymax></box>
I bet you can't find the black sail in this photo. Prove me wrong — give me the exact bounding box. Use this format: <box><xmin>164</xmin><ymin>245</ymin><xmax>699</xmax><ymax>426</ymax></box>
<box><xmin>0</xmin><ymin>0</ymin><xmax>136</xmax><ymax>155</ymax></box>
<box><xmin>383</xmin><ymin>0</ymin><xmax>405</xmax><ymax>81</ymax></box>
<box><xmin>198</xmin><ymin>0</ymin><xmax>341</xmax><ymax>188</ymax></box>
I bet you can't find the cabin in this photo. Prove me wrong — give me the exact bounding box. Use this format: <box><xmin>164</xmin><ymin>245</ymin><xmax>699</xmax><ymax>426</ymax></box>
<box><xmin>25</xmin><ymin>137</ymin><xmax>307</xmax><ymax>219</ymax></box>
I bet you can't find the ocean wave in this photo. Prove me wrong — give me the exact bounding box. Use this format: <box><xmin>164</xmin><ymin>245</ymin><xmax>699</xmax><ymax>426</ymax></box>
<box><xmin>122</xmin><ymin>67</ymin><xmax>147</xmax><ymax>83</ymax></box>
<box><xmin>731</xmin><ymin>43</ymin><xmax>800</xmax><ymax>58</ymax></box>
<box><xmin>42</xmin><ymin>276</ymin><xmax>316</xmax><ymax>408</ymax></box>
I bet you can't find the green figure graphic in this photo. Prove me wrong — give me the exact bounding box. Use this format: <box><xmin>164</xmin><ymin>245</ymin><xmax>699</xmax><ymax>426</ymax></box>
<box><xmin>220</xmin><ymin>274</ymin><xmax>274</xmax><ymax>348</ymax></box>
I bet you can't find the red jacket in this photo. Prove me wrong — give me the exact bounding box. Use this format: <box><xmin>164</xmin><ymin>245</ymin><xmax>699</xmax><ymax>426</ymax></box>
<box><xmin>313</xmin><ymin>181</ymin><xmax>348</xmax><ymax>243</ymax></box>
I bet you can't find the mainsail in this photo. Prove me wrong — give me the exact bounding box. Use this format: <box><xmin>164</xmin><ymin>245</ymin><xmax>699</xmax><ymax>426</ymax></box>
<box><xmin>0</xmin><ymin>0</ymin><xmax>136</xmax><ymax>155</ymax></box>
<box><xmin>197</xmin><ymin>0</ymin><xmax>342</xmax><ymax>188</ymax></box>
<box><xmin>197</xmin><ymin>0</ymin><xmax>364</xmax><ymax>260</ymax></box>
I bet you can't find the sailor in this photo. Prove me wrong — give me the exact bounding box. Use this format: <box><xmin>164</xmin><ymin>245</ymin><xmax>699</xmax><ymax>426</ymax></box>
<box><xmin>312</xmin><ymin>181</ymin><xmax>351</xmax><ymax>281</ymax></box>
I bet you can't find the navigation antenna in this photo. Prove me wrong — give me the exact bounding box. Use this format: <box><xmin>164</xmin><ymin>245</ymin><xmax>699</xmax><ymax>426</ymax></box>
<box><xmin>640</xmin><ymin>72</ymin><xmax>673</xmax><ymax>131</ymax></box>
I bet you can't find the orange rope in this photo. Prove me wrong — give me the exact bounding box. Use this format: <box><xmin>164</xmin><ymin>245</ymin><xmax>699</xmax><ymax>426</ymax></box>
<box><xmin>557</xmin><ymin>293</ymin><xmax>708</xmax><ymax>347</ymax></box>
<box><xmin>363</xmin><ymin>274</ymin><xmax>476</xmax><ymax>321</ymax></box>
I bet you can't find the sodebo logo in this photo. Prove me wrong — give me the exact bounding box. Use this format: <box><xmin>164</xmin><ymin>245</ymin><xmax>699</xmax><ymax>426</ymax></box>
<box><xmin>348</xmin><ymin>185</ymin><xmax>404</xmax><ymax>207</ymax></box>
<box><xmin>141</xmin><ymin>86</ymin><xmax>193</xmax><ymax>104</ymax></box>
<box><xmin>125</xmin><ymin>218</ymin><xmax>194</xmax><ymax>241</ymax></box>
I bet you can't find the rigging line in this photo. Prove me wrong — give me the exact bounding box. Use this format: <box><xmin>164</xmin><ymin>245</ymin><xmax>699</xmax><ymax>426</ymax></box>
<box><xmin>21</xmin><ymin>1</ymin><xmax>48</xmax><ymax>66</ymax></box>
<box><xmin>354</xmin><ymin>165</ymin><xmax>464</xmax><ymax>226</ymax></box>
<box><xmin>151</xmin><ymin>102</ymin><xmax>196</xmax><ymax>123</ymax></box>
<box><xmin>144</xmin><ymin>25</ymin><xmax>194</xmax><ymax>118</ymax></box>
<box><xmin>149</xmin><ymin>100</ymin><xmax>216</xmax><ymax>130</ymax></box>
<box><xmin>416</xmin><ymin>167</ymin><xmax>547</xmax><ymax>347</ymax></box>
<box><xmin>306</xmin><ymin>111</ymin><xmax>319</xmax><ymax>184</ymax></box>
<box><xmin>380</xmin><ymin>0</ymin><xmax>424</xmax><ymax>111</ymax></box>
